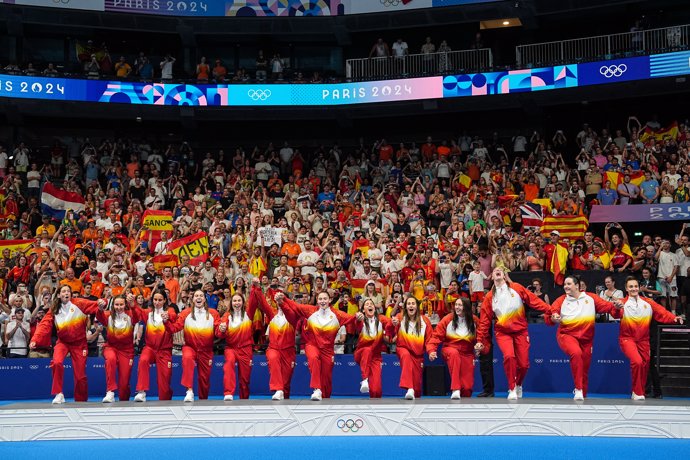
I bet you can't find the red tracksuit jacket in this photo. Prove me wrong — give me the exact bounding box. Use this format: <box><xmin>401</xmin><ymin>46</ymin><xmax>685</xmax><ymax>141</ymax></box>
<box><xmin>281</xmin><ymin>298</ymin><xmax>356</xmax><ymax>350</ymax></box>
<box><xmin>139</xmin><ymin>307</ymin><xmax>178</xmax><ymax>351</ymax></box>
<box><xmin>549</xmin><ymin>293</ymin><xmax>618</xmax><ymax>341</ymax></box>
<box><xmin>32</xmin><ymin>298</ymin><xmax>101</xmax><ymax>346</ymax></box>
<box><xmin>165</xmin><ymin>307</ymin><xmax>221</xmax><ymax>351</ymax></box>
<box><xmin>614</xmin><ymin>295</ymin><xmax>677</xmax><ymax>341</ymax></box>
<box><xmin>391</xmin><ymin>313</ymin><xmax>432</xmax><ymax>356</ymax></box>
<box><xmin>96</xmin><ymin>306</ymin><xmax>143</xmax><ymax>351</ymax></box>
<box><xmin>253</xmin><ymin>287</ymin><xmax>298</xmax><ymax>351</ymax></box>
<box><xmin>356</xmin><ymin>315</ymin><xmax>392</xmax><ymax>353</ymax></box>
<box><xmin>426</xmin><ymin>313</ymin><xmax>479</xmax><ymax>355</ymax></box>
<box><xmin>477</xmin><ymin>283</ymin><xmax>551</xmax><ymax>348</ymax></box>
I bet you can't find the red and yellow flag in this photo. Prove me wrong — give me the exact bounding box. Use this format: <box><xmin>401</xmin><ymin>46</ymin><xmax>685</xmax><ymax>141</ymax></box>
<box><xmin>458</xmin><ymin>174</ymin><xmax>472</xmax><ymax>193</ymax></box>
<box><xmin>0</xmin><ymin>239</ymin><xmax>33</xmax><ymax>258</ymax></box>
<box><xmin>640</xmin><ymin>121</ymin><xmax>679</xmax><ymax>143</ymax></box>
<box><xmin>152</xmin><ymin>254</ymin><xmax>178</xmax><ymax>271</ymax></box>
<box><xmin>167</xmin><ymin>231</ymin><xmax>209</xmax><ymax>266</ymax></box>
<box><xmin>540</xmin><ymin>215</ymin><xmax>588</xmax><ymax>239</ymax></box>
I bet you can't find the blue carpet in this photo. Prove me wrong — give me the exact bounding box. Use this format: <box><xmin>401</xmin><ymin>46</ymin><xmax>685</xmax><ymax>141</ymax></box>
<box><xmin>0</xmin><ymin>437</ymin><xmax>688</xmax><ymax>460</ymax></box>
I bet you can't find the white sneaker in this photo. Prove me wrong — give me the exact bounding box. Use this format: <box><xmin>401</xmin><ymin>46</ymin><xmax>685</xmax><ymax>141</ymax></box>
<box><xmin>223</xmin><ymin>394</ymin><xmax>234</xmax><ymax>401</ymax></box>
<box><xmin>133</xmin><ymin>391</ymin><xmax>146</xmax><ymax>403</ymax></box>
<box><xmin>632</xmin><ymin>392</ymin><xmax>646</xmax><ymax>401</ymax></box>
<box><xmin>515</xmin><ymin>385</ymin><xmax>523</xmax><ymax>399</ymax></box>
<box><xmin>507</xmin><ymin>389</ymin><xmax>518</xmax><ymax>401</ymax></box>
<box><xmin>184</xmin><ymin>389</ymin><xmax>194</xmax><ymax>403</ymax></box>
<box><xmin>404</xmin><ymin>388</ymin><xmax>415</xmax><ymax>400</ymax></box>
<box><xmin>52</xmin><ymin>393</ymin><xmax>65</xmax><ymax>405</ymax></box>
<box><xmin>450</xmin><ymin>390</ymin><xmax>461</xmax><ymax>400</ymax></box>
<box><xmin>272</xmin><ymin>390</ymin><xmax>284</xmax><ymax>401</ymax></box>
<box><xmin>573</xmin><ymin>389</ymin><xmax>584</xmax><ymax>401</ymax></box>
<box><xmin>102</xmin><ymin>391</ymin><xmax>115</xmax><ymax>403</ymax></box>
<box><xmin>360</xmin><ymin>379</ymin><xmax>370</xmax><ymax>394</ymax></box>
<box><xmin>310</xmin><ymin>389</ymin><xmax>322</xmax><ymax>401</ymax></box>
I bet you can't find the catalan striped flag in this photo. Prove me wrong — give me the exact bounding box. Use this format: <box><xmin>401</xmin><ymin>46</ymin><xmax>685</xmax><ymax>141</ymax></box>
<box><xmin>540</xmin><ymin>215</ymin><xmax>588</xmax><ymax>239</ymax></box>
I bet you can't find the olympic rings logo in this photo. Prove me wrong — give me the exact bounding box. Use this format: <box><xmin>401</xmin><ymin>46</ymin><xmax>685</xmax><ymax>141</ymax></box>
<box><xmin>381</xmin><ymin>0</ymin><xmax>404</xmax><ymax>7</ymax></box>
<box><xmin>337</xmin><ymin>418</ymin><xmax>364</xmax><ymax>433</ymax></box>
<box><xmin>247</xmin><ymin>89</ymin><xmax>272</xmax><ymax>101</ymax></box>
<box><xmin>29</xmin><ymin>365</ymin><xmax>39</xmax><ymax>370</ymax></box>
<box><xmin>599</xmin><ymin>64</ymin><xmax>627</xmax><ymax>78</ymax></box>
<box><xmin>53</xmin><ymin>0</ymin><xmax>71</xmax><ymax>4</ymax></box>
<box><xmin>534</xmin><ymin>358</ymin><xmax>544</xmax><ymax>364</ymax></box>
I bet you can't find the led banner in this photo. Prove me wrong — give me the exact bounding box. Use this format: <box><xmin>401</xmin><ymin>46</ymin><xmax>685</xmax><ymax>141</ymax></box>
<box><xmin>590</xmin><ymin>203</ymin><xmax>690</xmax><ymax>223</ymax></box>
<box><xmin>0</xmin><ymin>51</ymin><xmax>688</xmax><ymax>107</ymax></box>
<box><xmin>2</xmin><ymin>0</ymin><xmax>500</xmax><ymax>16</ymax></box>
<box><xmin>1</xmin><ymin>0</ymin><xmax>104</xmax><ymax>11</ymax></box>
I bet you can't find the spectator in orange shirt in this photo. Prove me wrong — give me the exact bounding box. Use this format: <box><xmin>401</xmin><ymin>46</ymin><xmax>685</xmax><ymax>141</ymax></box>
<box><xmin>60</xmin><ymin>268</ymin><xmax>83</xmax><ymax>294</ymax></box>
<box><xmin>522</xmin><ymin>175</ymin><xmax>540</xmax><ymax>202</ymax></box>
<box><xmin>281</xmin><ymin>231</ymin><xmax>302</xmax><ymax>268</ymax></box>
<box><xmin>158</xmin><ymin>266</ymin><xmax>179</xmax><ymax>303</ymax></box>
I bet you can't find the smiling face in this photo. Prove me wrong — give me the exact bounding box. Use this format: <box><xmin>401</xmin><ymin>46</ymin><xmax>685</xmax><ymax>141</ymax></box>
<box><xmin>317</xmin><ymin>292</ymin><xmax>330</xmax><ymax>310</ymax></box>
<box><xmin>405</xmin><ymin>297</ymin><xmax>418</xmax><ymax>316</ymax></box>
<box><xmin>113</xmin><ymin>297</ymin><xmax>126</xmax><ymax>314</ymax></box>
<box><xmin>361</xmin><ymin>299</ymin><xmax>376</xmax><ymax>318</ymax></box>
<box><xmin>231</xmin><ymin>294</ymin><xmax>244</xmax><ymax>312</ymax></box>
<box><xmin>453</xmin><ymin>298</ymin><xmax>464</xmax><ymax>316</ymax></box>
<box><xmin>59</xmin><ymin>285</ymin><xmax>72</xmax><ymax>303</ymax></box>
<box><xmin>563</xmin><ymin>277</ymin><xmax>579</xmax><ymax>297</ymax></box>
<box><xmin>626</xmin><ymin>279</ymin><xmax>640</xmax><ymax>297</ymax></box>
<box><xmin>193</xmin><ymin>290</ymin><xmax>205</xmax><ymax>308</ymax></box>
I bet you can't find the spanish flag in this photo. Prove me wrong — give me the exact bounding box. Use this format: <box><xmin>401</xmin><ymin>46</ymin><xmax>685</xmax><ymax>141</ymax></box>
<box><xmin>152</xmin><ymin>254</ymin><xmax>178</xmax><ymax>271</ymax></box>
<box><xmin>547</xmin><ymin>243</ymin><xmax>569</xmax><ymax>285</ymax></box>
<box><xmin>640</xmin><ymin>121</ymin><xmax>679</xmax><ymax>143</ymax></box>
<box><xmin>249</xmin><ymin>256</ymin><xmax>267</xmax><ymax>278</ymax></box>
<box><xmin>458</xmin><ymin>174</ymin><xmax>472</xmax><ymax>193</ymax></box>
<box><xmin>0</xmin><ymin>239</ymin><xmax>33</xmax><ymax>258</ymax></box>
<box><xmin>351</xmin><ymin>239</ymin><xmax>370</xmax><ymax>257</ymax></box>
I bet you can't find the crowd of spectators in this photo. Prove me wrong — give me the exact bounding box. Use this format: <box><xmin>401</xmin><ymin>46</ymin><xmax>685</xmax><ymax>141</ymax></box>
<box><xmin>0</xmin><ymin>114</ymin><xmax>689</xmax><ymax>358</ymax></box>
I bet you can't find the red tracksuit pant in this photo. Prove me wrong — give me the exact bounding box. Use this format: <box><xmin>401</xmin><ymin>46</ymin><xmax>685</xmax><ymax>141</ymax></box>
<box><xmin>397</xmin><ymin>347</ymin><xmax>424</xmax><ymax>398</ymax></box>
<box><xmin>223</xmin><ymin>346</ymin><xmax>253</xmax><ymax>399</ymax></box>
<box><xmin>557</xmin><ymin>333</ymin><xmax>593</xmax><ymax>396</ymax></box>
<box><xmin>354</xmin><ymin>347</ymin><xmax>383</xmax><ymax>398</ymax></box>
<box><xmin>305</xmin><ymin>343</ymin><xmax>335</xmax><ymax>398</ymax></box>
<box><xmin>51</xmin><ymin>341</ymin><xmax>88</xmax><ymax>401</ymax></box>
<box><xmin>266</xmin><ymin>347</ymin><xmax>296</xmax><ymax>398</ymax></box>
<box><xmin>181</xmin><ymin>346</ymin><xmax>213</xmax><ymax>399</ymax></box>
<box><xmin>103</xmin><ymin>346</ymin><xmax>134</xmax><ymax>401</ymax></box>
<box><xmin>496</xmin><ymin>330</ymin><xmax>530</xmax><ymax>391</ymax></box>
<box><xmin>442</xmin><ymin>346</ymin><xmax>474</xmax><ymax>397</ymax></box>
<box><xmin>136</xmin><ymin>346</ymin><xmax>173</xmax><ymax>400</ymax></box>
<box><xmin>620</xmin><ymin>337</ymin><xmax>650</xmax><ymax>397</ymax></box>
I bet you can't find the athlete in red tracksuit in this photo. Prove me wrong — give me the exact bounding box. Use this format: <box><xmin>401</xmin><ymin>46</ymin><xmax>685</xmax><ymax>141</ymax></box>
<box><xmin>134</xmin><ymin>290</ymin><xmax>178</xmax><ymax>402</ymax></box>
<box><xmin>548</xmin><ymin>274</ymin><xmax>621</xmax><ymax>400</ymax></box>
<box><xmin>254</xmin><ymin>284</ymin><xmax>299</xmax><ymax>400</ymax></box>
<box><xmin>97</xmin><ymin>294</ymin><xmax>143</xmax><ymax>403</ymax></box>
<box><xmin>163</xmin><ymin>289</ymin><xmax>221</xmax><ymax>402</ymax></box>
<box><xmin>277</xmin><ymin>290</ymin><xmax>357</xmax><ymax>400</ymax></box>
<box><xmin>30</xmin><ymin>285</ymin><xmax>105</xmax><ymax>404</ymax></box>
<box><xmin>427</xmin><ymin>297</ymin><xmax>479</xmax><ymax>399</ymax></box>
<box><xmin>475</xmin><ymin>267</ymin><xmax>551</xmax><ymax>400</ymax></box>
<box><xmin>217</xmin><ymin>288</ymin><xmax>259</xmax><ymax>401</ymax></box>
<box><xmin>391</xmin><ymin>296</ymin><xmax>432</xmax><ymax>400</ymax></box>
<box><xmin>354</xmin><ymin>299</ymin><xmax>392</xmax><ymax>399</ymax></box>
<box><xmin>613</xmin><ymin>277</ymin><xmax>683</xmax><ymax>400</ymax></box>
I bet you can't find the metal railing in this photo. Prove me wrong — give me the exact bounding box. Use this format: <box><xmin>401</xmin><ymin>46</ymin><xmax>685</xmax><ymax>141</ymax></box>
<box><xmin>517</xmin><ymin>23</ymin><xmax>690</xmax><ymax>68</ymax></box>
<box><xmin>346</xmin><ymin>48</ymin><xmax>493</xmax><ymax>81</ymax></box>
